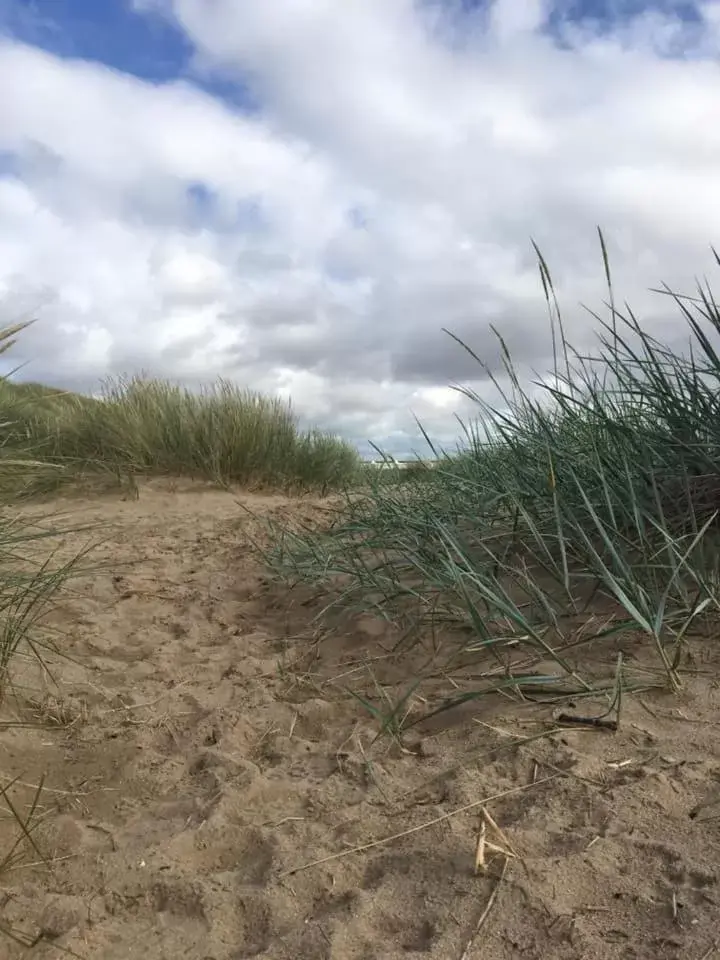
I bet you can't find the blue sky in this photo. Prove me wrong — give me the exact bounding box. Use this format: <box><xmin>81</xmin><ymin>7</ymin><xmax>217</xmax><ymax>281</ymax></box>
<box><xmin>1</xmin><ymin>2</ymin><xmax>707</xmax><ymax>83</ymax></box>
<box><xmin>1</xmin><ymin>0</ymin><xmax>193</xmax><ymax>83</ymax></box>
<box><xmin>0</xmin><ymin>0</ymin><xmax>259</xmax><ymax>106</ymax></box>
<box><xmin>1</xmin><ymin>0</ymin><xmax>720</xmax><ymax>456</ymax></box>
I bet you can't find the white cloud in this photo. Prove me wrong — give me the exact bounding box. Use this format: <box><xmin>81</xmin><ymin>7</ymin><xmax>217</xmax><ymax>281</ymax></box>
<box><xmin>2</xmin><ymin>2</ymin><xmax>720</xmax><ymax>455</ymax></box>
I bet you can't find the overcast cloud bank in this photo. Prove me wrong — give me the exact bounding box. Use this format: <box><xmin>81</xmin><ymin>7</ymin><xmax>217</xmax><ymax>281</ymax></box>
<box><xmin>1</xmin><ymin>0</ymin><xmax>720</xmax><ymax>456</ymax></box>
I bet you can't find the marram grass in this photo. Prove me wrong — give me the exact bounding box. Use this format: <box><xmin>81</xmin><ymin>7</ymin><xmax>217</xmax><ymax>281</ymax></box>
<box><xmin>264</xmin><ymin>232</ymin><xmax>720</xmax><ymax>732</ymax></box>
<box><xmin>0</xmin><ymin>322</ymin><xmax>100</xmax><ymax>929</ymax></box>
<box><xmin>0</xmin><ymin>372</ymin><xmax>361</xmax><ymax>496</ymax></box>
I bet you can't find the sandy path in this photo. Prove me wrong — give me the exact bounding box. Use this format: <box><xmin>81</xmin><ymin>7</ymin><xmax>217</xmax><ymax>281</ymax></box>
<box><xmin>1</xmin><ymin>480</ymin><xmax>719</xmax><ymax>959</ymax></box>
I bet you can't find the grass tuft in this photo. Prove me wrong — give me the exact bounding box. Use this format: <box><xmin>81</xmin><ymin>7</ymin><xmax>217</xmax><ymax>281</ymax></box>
<box><xmin>0</xmin><ymin>375</ymin><xmax>361</xmax><ymax>497</ymax></box>
<box><xmin>263</xmin><ymin>232</ymin><xmax>720</xmax><ymax>729</ymax></box>
<box><xmin>0</xmin><ymin>323</ymin><xmax>100</xmax><ymax>950</ymax></box>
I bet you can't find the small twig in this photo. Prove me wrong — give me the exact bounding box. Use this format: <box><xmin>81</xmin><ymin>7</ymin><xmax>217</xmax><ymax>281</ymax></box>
<box><xmin>459</xmin><ymin>856</ymin><xmax>509</xmax><ymax>959</ymax></box>
<box><xmin>638</xmin><ymin>698</ymin><xmax>658</xmax><ymax>719</ymax></box>
<box><xmin>474</xmin><ymin>818</ymin><xmax>486</xmax><ymax>873</ymax></box>
<box><xmin>481</xmin><ymin>807</ymin><xmax>518</xmax><ymax>859</ymax></box>
<box><xmin>86</xmin><ymin>822</ymin><xmax>117</xmax><ymax>852</ymax></box>
<box><xmin>263</xmin><ymin>816</ymin><xmax>306</xmax><ymax>828</ymax></box>
<box><xmin>556</xmin><ymin>713</ymin><xmax>617</xmax><ymax>731</ymax></box>
<box><xmin>556</xmin><ymin>655</ymin><xmax>623</xmax><ymax>732</ymax></box>
<box><xmin>7</xmin><ymin>853</ymin><xmax>76</xmax><ymax>871</ymax></box>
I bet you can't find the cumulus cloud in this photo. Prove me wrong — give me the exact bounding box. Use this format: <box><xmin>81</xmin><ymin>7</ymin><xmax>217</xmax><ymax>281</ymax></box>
<box><xmin>1</xmin><ymin>1</ymin><xmax>720</xmax><ymax>455</ymax></box>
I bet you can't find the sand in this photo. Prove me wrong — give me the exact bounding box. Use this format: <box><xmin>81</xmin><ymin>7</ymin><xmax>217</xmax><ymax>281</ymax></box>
<box><xmin>1</xmin><ymin>480</ymin><xmax>719</xmax><ymax>960</ymax></box>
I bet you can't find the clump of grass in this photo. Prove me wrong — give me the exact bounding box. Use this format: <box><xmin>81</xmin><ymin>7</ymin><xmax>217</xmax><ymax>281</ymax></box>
<box><xmin>264</xmin><ymin>231</ymin><xmax>720</xmax><ymax>730</ymax></box>
<box><xmin>0</xmin><ymin>775</ymin><xmax>49</xmax><ymax>948</ymax></box>
<box><xmin>0</xmin><ymin>323</ymin><xmax>90</xmax><ymax>697</ymax></box>
<box><xmin>0</xmin><ymin>323</ymin><xmax>99</xmax><ymax>950</ymax></box>
<box><xmin>0</xmin><ymin>374</ymin><xmax>361</xmax><ymax>496</ymax></box>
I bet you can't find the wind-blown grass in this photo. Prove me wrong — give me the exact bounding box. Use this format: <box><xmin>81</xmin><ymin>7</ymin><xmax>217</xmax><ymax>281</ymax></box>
<box><xmin>0</xmin><ymin>372</ymin><xmax>361</xmax><ymax>496</ymax></box>
<box><xmin>0</xmin><ymin>322</ymin><xmax>90</xmax><ymax>697</ymax></box>
<box><xmin>264</xmin><ymin>232</ymin><xmax>720</xmax><ymax>728</ymax></box>
<box><xmin>0</xmin><ymin>322</ymin><xmax>100</xmax><ymax>948</ymax></box>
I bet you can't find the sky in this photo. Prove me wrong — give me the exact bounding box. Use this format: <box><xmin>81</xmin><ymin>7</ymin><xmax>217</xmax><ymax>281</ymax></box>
<box><xmin>1</xmin><ymin>1</ymin><xmax>720</xmax><ymax>457</ymax></box>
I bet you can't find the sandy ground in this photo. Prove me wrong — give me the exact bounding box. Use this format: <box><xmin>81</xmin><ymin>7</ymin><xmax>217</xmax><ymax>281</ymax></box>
<box><xmin>1</xmin><ymin>480</ymin><xmax>720</xmax><ymax>960</ymax></box>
